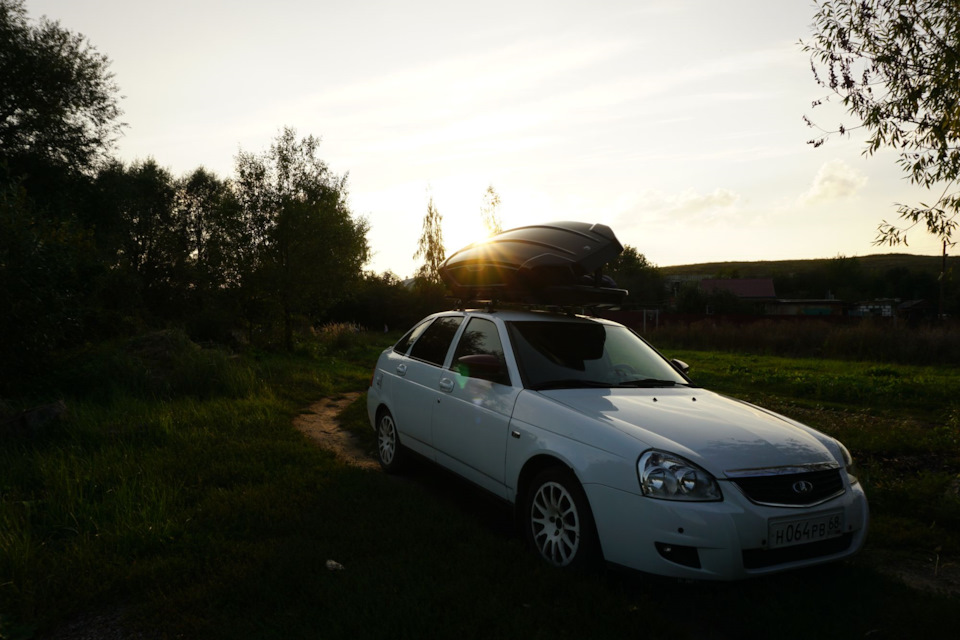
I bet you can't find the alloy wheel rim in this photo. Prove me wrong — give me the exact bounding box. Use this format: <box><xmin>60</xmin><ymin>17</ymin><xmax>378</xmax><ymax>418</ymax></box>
<box><xmin>378</xmin><ymin>416</ymin><xmax>396</xmax><ymax>464</ymax></box>
<box><xmin>530</xmin><ymin>480</ymin><xmax>580</xmax><ymax>566</ymax></box>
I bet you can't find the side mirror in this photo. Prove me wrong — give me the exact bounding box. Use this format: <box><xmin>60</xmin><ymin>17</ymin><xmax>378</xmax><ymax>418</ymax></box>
<box><xmin>455</xmin><ymin>354</ymin><xmax>507</xmax><ymax>384</ymax></box>
<box><xmin>671</xmin><ymin>359</ymin><xmax>690</xmax><ymax>375</ymax></box>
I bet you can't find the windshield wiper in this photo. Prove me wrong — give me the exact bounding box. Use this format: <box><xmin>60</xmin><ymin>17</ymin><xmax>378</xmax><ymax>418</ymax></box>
<box><xmin>617</xmin><ymin>378</ymin><xmax>681</xmax><ymax>388</ymax></box>
<box><xmin>530</xmin><ymin>379</ymin><xmax>614</xmax><ymax>390</ymax></box>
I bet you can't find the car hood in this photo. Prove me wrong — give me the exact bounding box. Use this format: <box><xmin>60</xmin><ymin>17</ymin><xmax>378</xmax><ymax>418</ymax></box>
<box><xmin>538</xmin><ymin>387</ymin><xmax>838</xmax><ymax>475</ymax></box>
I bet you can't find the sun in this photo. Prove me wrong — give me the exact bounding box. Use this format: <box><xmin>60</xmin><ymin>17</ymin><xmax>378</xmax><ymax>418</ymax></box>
<box><xmin>423</xmin><ymin>179</ymin><xmax>500</xmax><ymax>258</ymax></box>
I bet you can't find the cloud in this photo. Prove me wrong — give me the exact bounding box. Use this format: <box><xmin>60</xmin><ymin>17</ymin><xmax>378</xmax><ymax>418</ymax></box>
<box><xmin>802</xmin><ymin>159</ymin><xmax>868</xmax><ymax>203</ymax></box>
<box><xmin>620</xmin><ymin>188</ymin><xmax>741</xmax><ymax>218</ymax></box>
<box><xmin>611</xmin><ymin>187</ymin><xmax>744</xmax><ymax>244</ymax></box>
<box><xmin>672</xmin><ymin>188</ymin><xmax>741</xmax><ymax>215</ymax></box>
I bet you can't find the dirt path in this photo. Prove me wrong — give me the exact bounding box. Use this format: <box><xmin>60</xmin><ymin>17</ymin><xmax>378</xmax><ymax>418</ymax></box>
<box><xmin>293</xmin><ymin>392</ymin><xmax>380</xmax><ymax>470</ymax></box>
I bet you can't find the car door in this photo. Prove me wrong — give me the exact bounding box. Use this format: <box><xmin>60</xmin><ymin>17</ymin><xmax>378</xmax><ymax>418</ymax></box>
<box><xmin>432</xmin><ymin>316</ymin><xmax>520</xmax><ymax>497</ymax></box>
<box><xmin>388</xmin><ymin>314</ymin><xmax>463</xmax><ymax>454</ymax></box>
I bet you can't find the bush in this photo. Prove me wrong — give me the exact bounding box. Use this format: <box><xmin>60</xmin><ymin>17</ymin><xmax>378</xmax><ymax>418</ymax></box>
<box><xmin>43</xmin><ymin>330</ymin><xmax>258</xmax><ymax>402</ymax></box>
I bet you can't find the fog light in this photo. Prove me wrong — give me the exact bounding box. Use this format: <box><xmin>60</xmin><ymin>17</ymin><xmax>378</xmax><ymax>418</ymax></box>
<box><xmin>655</xmin><ymin>542</ymin><xmax>701</xmax><ymax>569</ymax></box>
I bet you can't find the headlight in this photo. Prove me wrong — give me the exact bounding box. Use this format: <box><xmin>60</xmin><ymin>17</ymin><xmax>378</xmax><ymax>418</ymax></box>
<box><xmin>838</xmin><ymin>442</ymin><xmax>859</xmax><ymax>485</ymax></box>
<box><xmin>638</xmin><ymin>450</ymin><xmax>722</xmax><ymax>501</ymax></box>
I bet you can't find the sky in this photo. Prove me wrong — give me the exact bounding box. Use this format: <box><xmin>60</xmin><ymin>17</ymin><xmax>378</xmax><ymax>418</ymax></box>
<box><xmin>26</xmin><ymin>0</ymin><xmax>947</xmax><ymax>277</ymax></box>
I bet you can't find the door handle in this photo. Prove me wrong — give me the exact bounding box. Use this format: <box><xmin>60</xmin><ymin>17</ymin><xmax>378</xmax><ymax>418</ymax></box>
<box><xmin>438</xmin><ymin>378</ymin><xmax>454</xmax><ymax>393</ymax></box>
<box><xmin>396</xmin><ymin>364</ymin><xmax>407</xmax><ymax>376</ymax></box>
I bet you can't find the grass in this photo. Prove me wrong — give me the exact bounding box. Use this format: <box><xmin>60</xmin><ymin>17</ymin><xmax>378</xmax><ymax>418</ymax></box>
<box><xmin>666</xmin><ymin>349</ymin><xmax>960</xmax><ymax>424</ymax></box>
<box><xmin>648</xmin><ymin>318</ymin><xmax>960</xmax><ymax>366</ymax></box>
<box><xmin>2</xmin><ymin>329</ymin><xmax>959</xmax><ymax>638</ymax></box>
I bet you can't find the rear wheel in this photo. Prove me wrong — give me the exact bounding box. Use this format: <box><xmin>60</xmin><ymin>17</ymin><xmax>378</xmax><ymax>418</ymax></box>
<box><xmin>376</xmin><ymin>409</ymin><xmax>405</xmax><ymax>473</ymax></box>
<box><xmin>522</xmin><ymin>467</ymin><xmax>600</xmax><ymax>569</ymax></box>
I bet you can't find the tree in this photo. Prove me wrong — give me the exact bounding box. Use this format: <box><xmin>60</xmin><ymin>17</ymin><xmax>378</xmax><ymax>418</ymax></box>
<box><xmin>234</xmin><ymin>128</ymin><xmax>369</xmax><ymax>350</ymax></box>
<box><xmin>173</xmin><ymin>168</ymin><xmax>244</xmax><ymax>293</ymax></box>
<box><xmin>802</xmin><ymin>0</ymin><xmax>960</xmax><ymax>247</ymax></box>
<box><xmin>0</xmin><ymin>177</ymin><xmax>87</xmax><ymax>386</ymax></box>
<box><xmin>0</xmin><ymin>0</ymin><xmax>123</xmax><ymax>180</ymax></box>
<box><xmin>413</xmin><ymin>195</ymin><xmax>445</xmax><ymax>285</ymax></box>
<box><xmin>328</xmin><ymin>270</ymin><xmax>435</xmax><ymax>331</ymax></box>
<box><xmin>480</xmin><ymin>184</ymin><xmax>503</xmax><ymax>236</ymax></box>
<box><xmin>607</xmin><ymin>245</ymin><xmax>664</xmax><ymax>306</ymax></box>
<box><xmin>165</xmin><ymin>168</ymin><xmax>249</xmax><ymax>338</ymax></box>
<box><xmin>0</xmin><ymin>0</ymin><xmax>126</xmax><ymax>356</ymax></box>
<box><xmin>93</xmin><ymin>159</ymin><xmax>178</xmax><ymax>309</ymax></box>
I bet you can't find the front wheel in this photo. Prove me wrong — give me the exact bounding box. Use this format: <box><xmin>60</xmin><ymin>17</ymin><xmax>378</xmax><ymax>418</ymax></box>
<box><xmin>376</xmin><ymin>409</ymin><xmax>405</xmax><ymax>473</ymax></box>
<box><xmin>522</xmin><ymin>467</ymin><xmax>600</xmax><ymax>569</ymax></box>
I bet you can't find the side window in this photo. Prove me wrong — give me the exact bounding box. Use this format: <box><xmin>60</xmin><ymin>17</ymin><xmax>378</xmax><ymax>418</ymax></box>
<box><xmin>451</xmin><ymin>318</ymin><xmax>510</xmax><ymax>385</ymax></box>
<box><xmin>393</xmin><ymin>320</ymin><xmax>430</xmax><ymax>355</ymax></box>
<box><xmin>408</xmin><ymin>316</ymin><xmax>463</xmax><ymax>366</ymax></box>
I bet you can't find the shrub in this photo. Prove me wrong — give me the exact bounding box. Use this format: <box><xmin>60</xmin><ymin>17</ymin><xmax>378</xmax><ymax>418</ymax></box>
<box><xmin>316</xmin><ymin>322</ymin><xmax>363</xmax><ymax>351</ymax></box>
<box><xmin>45</xmin><ymin>330</ymin><xmax>258</xmax><ymax>401</ymax></box>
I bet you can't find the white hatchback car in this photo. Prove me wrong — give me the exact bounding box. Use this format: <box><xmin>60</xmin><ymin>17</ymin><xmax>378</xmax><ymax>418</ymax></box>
<box><xmin>367</xmin><ymin>308</ymin><xmax>868</xmax><ymax>580</ymax></box>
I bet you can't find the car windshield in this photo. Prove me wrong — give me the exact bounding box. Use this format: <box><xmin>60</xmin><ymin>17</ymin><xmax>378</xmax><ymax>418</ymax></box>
<box><xmin>507</xmin><ymin>320</ymin><xmax>689</xmax><ymax>390</ymax></box>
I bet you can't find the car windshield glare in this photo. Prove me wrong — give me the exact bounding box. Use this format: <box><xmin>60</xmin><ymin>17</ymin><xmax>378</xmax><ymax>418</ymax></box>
<box><xmin>507</xmin><ymin>320</ymin><xmax>688</xmax><ymax>390</ymax></box>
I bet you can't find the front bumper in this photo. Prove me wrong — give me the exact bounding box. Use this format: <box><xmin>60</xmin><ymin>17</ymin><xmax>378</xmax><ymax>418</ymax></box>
<box><xmin>585</xmin><ymin>479</ymin><xmax>868</xmax><ymax>580</ymax></box>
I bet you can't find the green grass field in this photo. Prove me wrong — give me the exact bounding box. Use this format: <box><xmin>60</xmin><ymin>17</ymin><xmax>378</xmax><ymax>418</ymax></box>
<box><xmin>2</xmin><ymin>330</ymin><xmax>959</xmax><ymax>639</ymax></box>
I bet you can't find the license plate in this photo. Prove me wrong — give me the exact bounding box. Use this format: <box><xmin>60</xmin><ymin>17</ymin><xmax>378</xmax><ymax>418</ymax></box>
<box><xmin>768</xmin><ymin>511</ymin><xmax>844</xmax><ymax>549</ymax></box>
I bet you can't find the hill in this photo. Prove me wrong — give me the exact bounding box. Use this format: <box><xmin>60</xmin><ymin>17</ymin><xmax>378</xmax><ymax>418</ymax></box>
<box><xmin>658</xmin><ymin>253</ymin><xmax>957</xmax><ymax>278</ymax></box>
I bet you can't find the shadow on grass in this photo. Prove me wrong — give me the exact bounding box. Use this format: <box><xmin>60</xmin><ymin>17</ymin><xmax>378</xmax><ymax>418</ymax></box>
<box><xmin>326</xmin><ymin>393</ymin><xmax>960</xmax><ymax>639</ymax></box>
<box><xmin>137</xmin><ymin>454</ymin><xmax>958</xmax><ymax>640</ymax></box>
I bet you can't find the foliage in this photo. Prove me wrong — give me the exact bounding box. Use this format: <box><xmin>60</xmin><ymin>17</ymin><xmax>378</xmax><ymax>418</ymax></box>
<box><xmin>234</xmin><ymin>128</ymin><xmax>370</xmax><ymax>350</ymax></box>
<box><xmin>167</xmin><ymin>168</ymin><xmax>248</xmax><ymax>341</ymax></box>
<box><xmin>661</xmin><ymin>254</ymin><xmax>957</xmax><ymax>316</ymax></box>
<box><xmin>480</xmin><ymin>184</ymin><xmax>503</xmax><ymax>236</ymax></box>
<box><xmin>91</xmin><ymin>160</ymin><xmax>179</xmax><ymax>309</ymax></box>
<box><xmin>0</xmin><ymin>0</ymin><xmax>128</xmax><ymax>384</ymax></box>
<box><xmin>671</xmin><ymin>282</ymin><xmax>758</xmax><ymax>315</ymax></box>
<box><xmin>172</xmin><ymin>167</ymin><xmax>245</xmax><ymax>294</ymax></box>
<box><xmin>606</xmin><ymin>245</ymin><xmax>665</xmax><ymax>306</ymax></box>
<box><xmin>327</xmin><ymin>270</ymin><xmax>448</xmax><ymax>331</ymax></box>
<box><xmin>0</xmin><ymin>180</ymin><xmax>87</xmax><ymax>389</ymax></box>
<box><xmin>41</xmin><ymin>330</ymin><xmax>258</xmax><ymax>402</ymax></box>
<box><xmin>660</xmin><ymin>253</ymin><xmax>958</xmax><ymax>279</ymax></box>
<box><xmin>0</xmin><ymin>0</ymin><xmax>400</xmax><ymax>378</ymax></box>
<box><xmin>314</xmin><ymin>321</ymin><xmax>362</xmax><ymax>351</ymax></box>
<box><xmin>413</xmin><ymin>195</ymin><xmax>445</xmax><ymax>286</ymax></box>
<box><xmin>803</xmin><ymin>0</ymin><xmax>960</xmax><ymax>246</ymax></box>
<box><xmin>0</xmin><ymin>0</ymin><xmax>122</xmax><ymax>178</ymax></box>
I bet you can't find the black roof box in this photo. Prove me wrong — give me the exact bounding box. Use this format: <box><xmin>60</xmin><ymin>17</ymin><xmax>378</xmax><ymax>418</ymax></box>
<box><xmin>439</xmin><ymin>221</ymin><xmax>628</xmax><ymax>305</ymax></box>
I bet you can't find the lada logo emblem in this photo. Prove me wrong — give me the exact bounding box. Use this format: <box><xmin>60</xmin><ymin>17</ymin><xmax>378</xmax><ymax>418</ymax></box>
<box><xmin>792</xmin><ymin>480</ymin><xmax>814</xmax><ymax>495</ymax></box>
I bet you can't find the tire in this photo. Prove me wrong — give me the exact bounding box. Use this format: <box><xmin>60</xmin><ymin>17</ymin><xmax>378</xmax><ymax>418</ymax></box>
<box><xmin>522</xmin><ymin>467</ymin><xmax>601</xmax><ymax>569</ymax></box>
<box><xmin>375</xmin><ymin>409</ymin><xmax>405</xmax><ymax>473</ymax></box>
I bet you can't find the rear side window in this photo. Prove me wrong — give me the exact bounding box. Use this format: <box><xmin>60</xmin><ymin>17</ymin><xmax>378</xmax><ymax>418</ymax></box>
<box><xmin>408</xmin><ymin>316</ymin><xmax>463</xmax><ymax>366</ymax></box>
<box><xmin>393</xmin><ymin>320</ymin><xmax>430</xmax><ymax>355</ymax></box>
<box><xmin>451</xmin><ymin>317</ymin><xmax>510</xmax><ymax>385</ymax></box>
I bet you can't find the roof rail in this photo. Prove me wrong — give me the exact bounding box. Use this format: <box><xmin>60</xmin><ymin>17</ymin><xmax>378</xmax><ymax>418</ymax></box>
<box><xmin>448</xmin><ymin>297</ymin><xmax>621</xmax><ymax>317</ymax></box>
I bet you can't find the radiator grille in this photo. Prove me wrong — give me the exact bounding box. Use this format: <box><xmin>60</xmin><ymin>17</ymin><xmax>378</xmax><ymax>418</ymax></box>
<box><xmin>730</xmin><ymin>468</ymin><xmax>845</xmax><ymax>507</ymax></box>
